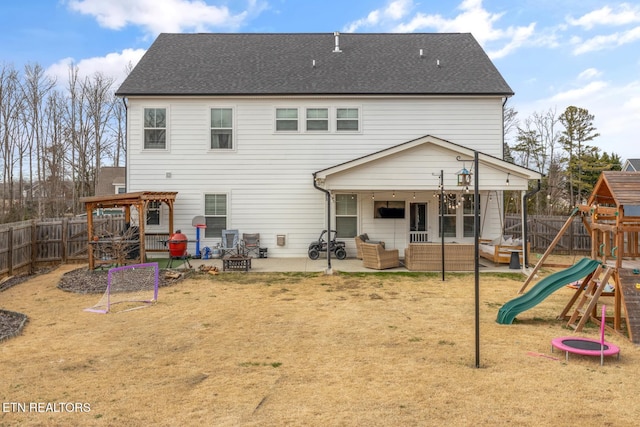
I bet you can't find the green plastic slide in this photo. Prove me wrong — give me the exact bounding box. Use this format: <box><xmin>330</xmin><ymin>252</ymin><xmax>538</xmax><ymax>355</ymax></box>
<box><xmin>496</xmin><ymin>257</ymin><xmax>601</xmax><ymax>325</ymax></box>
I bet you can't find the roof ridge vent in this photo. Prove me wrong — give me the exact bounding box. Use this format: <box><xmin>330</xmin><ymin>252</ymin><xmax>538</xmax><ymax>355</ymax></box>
<box><xmin>333</xmin><ymin>31</ymin><xmax>342</xmax><ymax>53</ymax></box>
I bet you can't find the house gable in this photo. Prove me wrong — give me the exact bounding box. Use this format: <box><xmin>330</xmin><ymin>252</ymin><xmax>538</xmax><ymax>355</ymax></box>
<box><xmin>315</xmin><ymin>135</ymin><xmax>541</xmax><ymax>191</ymax></box>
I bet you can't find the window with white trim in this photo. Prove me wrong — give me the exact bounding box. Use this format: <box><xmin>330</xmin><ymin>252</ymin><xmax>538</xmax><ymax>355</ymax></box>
<box><xmin>276</xmin><ymin>108</ymin><xmax>298</xmax><ymax>131</ymax></box>
<box><xmin>210</xmin><ymin>108</ymin><xmax>233</xmax><ymax>149</ymax></box>
<box><xmin>204</xmin><ymin>194</ymin><xmax>227</xmax><ymax>238</ymax></box>
<box><xmin>306</xmin><ymin>108</ymin><xmax>329</xmax><ymax>131</ymax></box>
<box><xmin>146</xmin><ymin>201</ymin><xmax>161</xmax><ymax>226</ymax></box>
<box><xmin>439</xmin><ymin>194</ymin><xmax>457</xmax><ymax>238</ymax></box>
<box><xmin>463</xmin><ymin>194</ymin><xmax>480</xmax><ymax>237</ymax></box>
<box><xmin>336</xmin><ymin>108</ymin><xmax>359</xmax><ymax>131</ymax></box>
<box><xmin>336</xmin><ymin>194</ymin><xmax>358</xmax><ymax>238</ymax></box>
<box><xmin>143</xmin><ymin>108</ymin><xmax>166</xmax><ymax>149</ymax></box>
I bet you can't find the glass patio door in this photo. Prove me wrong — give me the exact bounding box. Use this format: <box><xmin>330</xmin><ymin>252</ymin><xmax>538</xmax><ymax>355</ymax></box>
<box><xmin>409</xmin><ymin>203</ymin><xmax>428</xmax><ymax>243</ymax></box>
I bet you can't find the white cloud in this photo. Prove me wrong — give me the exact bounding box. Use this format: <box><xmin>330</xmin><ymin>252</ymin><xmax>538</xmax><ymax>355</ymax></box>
<box><xmin>46</xmin><ymin>48</ymin><xmax>146</xmax><ymax>89</ymax></box>
<box><xmin>548</xmin><ymin>80</ymin><xmax>609</xmax><ymax>103</ymax></box>
<box><xmin>572</xmin><ymin>26</ymin><xmax>640</xmax><ymax>54</ymax></box>
<box><xmin>343</xmin><ymin>0</ymin><xmax>412</xmax><ymax>32</ymax></box>
<box><xmin>67</xmin><ymin>0</ymin><xmax>262</xmax><ymax>35</ymax></box>
<box><xmin>577</xmin><ymin>68</ymin><xmax>602</xmax><ymax>80</ymax></box>
<box><xmin>484</xmin><ymin>23</ymin><xmax>536</xmax><ymax>59</ymax></box>
<box><xmin>566</xmin><ymin>3</ymin><xmax>640</xmax><ymax>30</ymax></box>
<box><xmin>345</xmin><ymin>0</ymin><xmax>536</xmax><ymax>59</ymax></box>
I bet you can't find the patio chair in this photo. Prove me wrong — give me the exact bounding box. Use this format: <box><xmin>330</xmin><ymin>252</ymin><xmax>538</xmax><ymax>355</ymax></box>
<box><xmin>361</xmin><ymin>242</ymin><xmax>400</xmax><ymax>270</ymax></box>
<box><xmin>220</xmin><ymin>229</ymin><xmax>240</xmax><ymax>256</ymax></box>
<box><xmin>355</xmin><ymin>234</ymin><xmax>385</xmax><ymax>259</ymax></box>
<box><xmin>242</xmin><ymin>233</ymin><xmax>260</xmax><ymax>258</ymax></box>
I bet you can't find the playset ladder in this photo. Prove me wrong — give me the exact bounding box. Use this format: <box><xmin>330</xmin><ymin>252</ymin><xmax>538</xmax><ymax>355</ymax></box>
<box><xmin>566</xmin><ymin>266</ymin><xmax>614</xmax><ymax>332</ymax></box>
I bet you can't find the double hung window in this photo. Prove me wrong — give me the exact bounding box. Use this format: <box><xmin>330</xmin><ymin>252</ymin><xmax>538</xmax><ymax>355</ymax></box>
<box><xmin>211</xmin><ymin>108</ymin><xmax>233</xmax><ymax>149</ymax></box>
<box><xmin>204</xmin><ymin>194</ymin><xmax>227</xmax><ymax>238</ymax></box>
<box><xmin>336</xmin><ymin>194</ymin><xmax>358</xmax><ymax>238</ymax></box>
<box><xmin>463</xmin><ymin>194</ymin><xmax>480</xmax><ymax>237</ymax></box>
<box><xmin>144</xmin><ymin>108</ymin><xmax>166</xmax><ymax>149</ymax></box>
<box><xmin>306</xmin><ymin>108</ymin><xmax>329</xmax><ymax>131</ymax></box>
<box><xmin>276</xmin><ymin>108</ymin><xmax>298</xmax><ymax>131</ymax></box>
<box><xmin>336</xmin><ymin>108</ymin><xmax>359</xmax><ymax>131</ymax></box>
<box><xmin>146</xmin><ymin>201</ymin><xmax>161</xmax><ymax>226</ymax></box>
<box><xmin>439</xmin><ymin>195</ymin><xmax>457</xmax><ymax>238</ymax></box>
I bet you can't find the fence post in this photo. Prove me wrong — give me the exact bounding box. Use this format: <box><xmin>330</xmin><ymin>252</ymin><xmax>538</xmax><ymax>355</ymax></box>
<box><xmin>30</xmin><ymin>220</ymin><xmax>37</xmax><ymax>274</ymax></box>
<box><xmin>62</xmin><ymin>218</ymin><xmax>68</xmax><ymax>263</ymax></box>
<box><xmin>7</xmin><ymin>227</ymin><xmax>13</xmax><ymax>276</ymax></box>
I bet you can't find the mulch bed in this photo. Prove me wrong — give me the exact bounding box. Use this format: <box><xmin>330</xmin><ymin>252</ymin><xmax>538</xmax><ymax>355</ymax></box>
<box><xmin>57</xmin><ymin>266</ymin><xmax>191</xmax><ymax>293</ymax></box>
<box><xmin>0</xmin><ymin>309</ymin><xmax>28</xmax><ymax>343</ymax></box>
<box><xmin>1</xmin><ymin>266</ymin><xmax>192</xmax><ymax>343</ymax></box>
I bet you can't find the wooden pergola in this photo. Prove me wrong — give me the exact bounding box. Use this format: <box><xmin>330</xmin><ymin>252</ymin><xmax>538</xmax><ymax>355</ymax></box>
<box><xmin>81</xmin><ymin>191</ymin><xmax>178</xmax><ymax>270</ymax></box>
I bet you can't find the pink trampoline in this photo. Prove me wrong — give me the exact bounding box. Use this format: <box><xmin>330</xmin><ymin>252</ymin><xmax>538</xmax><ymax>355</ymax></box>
<box><xmin>551</xmin><ymin>305</ymin><xmax>620</xmax><ymax>365</ymax></box>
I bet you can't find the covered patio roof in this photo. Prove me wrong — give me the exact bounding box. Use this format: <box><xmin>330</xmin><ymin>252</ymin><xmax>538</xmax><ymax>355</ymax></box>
<box><xmin>313</xmin><ymin>135</ymin><xmax>541</xmax><ymax>191</ymax></box>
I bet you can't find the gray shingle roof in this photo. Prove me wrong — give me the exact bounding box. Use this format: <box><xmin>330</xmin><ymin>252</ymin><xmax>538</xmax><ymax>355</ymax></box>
<box><xmin>116</xmin><ymin>33</ymin><xmax>513</xmax><ymax>97</ymax></box>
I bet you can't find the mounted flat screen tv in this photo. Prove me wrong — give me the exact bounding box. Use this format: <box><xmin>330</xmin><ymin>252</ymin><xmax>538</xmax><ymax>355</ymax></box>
<box><xmin>374</xmin><ymin>201</ymin><xmax>405</xmax><ymax>219</ymax></box>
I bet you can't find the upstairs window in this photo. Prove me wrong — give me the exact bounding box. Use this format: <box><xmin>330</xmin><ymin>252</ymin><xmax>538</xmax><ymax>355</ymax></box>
<box><xmin>276</xmin><ymin>108</ymin><xmax>298</xmax><ymax>131</ymax></box>
<box><xmin>336</xmin><ymin>108</ymin><xmax>359</xmax><ymax>131</ymax></box>
<box><xmin>306</xmin><ymin>108</ymin><xmax>329</xmax><ymax>131</ymax></box>
<box><xmin>144</xmin><ymin>108</ymin><xmax>166</xmax><ymax>149</ymax></box>
<box><xmin>211</xmin><ymin>108</ymin><xmax>233</xmax><ymax>149</ymax></box>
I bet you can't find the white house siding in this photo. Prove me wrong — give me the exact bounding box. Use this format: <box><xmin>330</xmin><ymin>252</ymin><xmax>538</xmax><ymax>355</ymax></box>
<box><xmin>126</xmin><ymin>95</ymin><xmax>508</xmax><ymax>257</ymax></box>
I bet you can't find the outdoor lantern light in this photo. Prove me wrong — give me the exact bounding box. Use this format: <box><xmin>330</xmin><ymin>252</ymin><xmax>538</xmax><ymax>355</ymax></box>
<box><xmin>457</xmin><ymin>166</ymin><xmax>471</xmax><ymax>187</ymax></box>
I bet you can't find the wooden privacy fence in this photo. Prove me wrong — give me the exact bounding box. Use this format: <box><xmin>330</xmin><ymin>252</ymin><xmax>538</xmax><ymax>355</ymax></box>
<box><xmin>0</xmin><ymin>216</ymin><xmax>170</xmax><ymax>277</ymax></box>
<box><xmin>505</xmin><ymin>214</ymin><xmax>591</xmax><ymax>254</ymax></box>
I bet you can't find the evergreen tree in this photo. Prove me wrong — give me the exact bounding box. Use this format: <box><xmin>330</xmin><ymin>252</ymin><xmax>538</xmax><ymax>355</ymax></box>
<box><xmin>558</xmin><ymin>106</ymin><xmax>600</xmax><ymax>206</ymax></box>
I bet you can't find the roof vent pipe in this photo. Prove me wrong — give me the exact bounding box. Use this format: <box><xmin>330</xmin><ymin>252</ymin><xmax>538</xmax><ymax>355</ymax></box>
<box><xmin>420</xmin><ymin>48</ymin><xmax>424</xmax><ymax>57</ymax></box>
<box><xmin>333</xmin><ymin>31</ymin><xmax>342</xmax><ymax>53</ymax></box>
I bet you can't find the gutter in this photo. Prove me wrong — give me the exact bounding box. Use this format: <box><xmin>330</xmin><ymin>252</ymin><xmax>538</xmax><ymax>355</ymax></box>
<box><xmin>522</xmin><ymin>179</ymin><xmax>541</xmax><ymax>267</ymax></box>
<box><xmin>312</xmin><ymin>173</ymin><xmax>332</xmax><ymax>274</ymax></box>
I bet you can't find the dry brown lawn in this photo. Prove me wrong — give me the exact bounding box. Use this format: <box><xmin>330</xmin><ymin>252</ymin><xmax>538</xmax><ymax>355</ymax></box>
<box><xmin>1</xmin><ymin>263</ymin><xmax>639</xmax><ymax>426</ymax></box>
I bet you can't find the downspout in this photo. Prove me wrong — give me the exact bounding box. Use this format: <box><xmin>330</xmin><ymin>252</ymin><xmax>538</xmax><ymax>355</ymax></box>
<box><xmin>522</xmin><ymin>179</ymin><xmax>541</xmax><ymax>267</ymax></box>
<box><xmin>121</xmin><ymin>97</ymin><xmax>128</xmax><ymax>192</ymax></box>
<box><xmin>313</xmin><ymin>173</ymin><xmax>332</xmax><ymax>274</ymax></box>
<box><xmin>502</xmin><ymin>97</ymin><xmax>508</xmax><ymax>160</ymax></box>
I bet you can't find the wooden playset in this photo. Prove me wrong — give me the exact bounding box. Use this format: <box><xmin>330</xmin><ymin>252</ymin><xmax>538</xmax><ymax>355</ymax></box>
<box><xmin>521</xmin><ymin>171</ymin><xmax>640</xmax><ymax>345</ymax></box>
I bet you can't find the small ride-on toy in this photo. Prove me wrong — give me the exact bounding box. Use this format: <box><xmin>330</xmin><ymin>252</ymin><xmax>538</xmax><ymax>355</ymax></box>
<box><xmin>308</xmin><ymin>230</ymin><xmax>347</xmax><ymax>260</ymax></box>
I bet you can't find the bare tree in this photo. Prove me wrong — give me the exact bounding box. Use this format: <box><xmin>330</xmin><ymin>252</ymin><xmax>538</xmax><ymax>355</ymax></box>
<box><xmin>109</xmin><ymin>94</ymin><xmax>127</xmax><ymax>167</ymax></box>
<box><xmin>65</xmin><ymin>64</ymin><xmax>97</xmax><ymax>213</ymax></box>
<box><xmin>0</xmin><ymin>64</ymin><xmax>24</xmax><ymax>220</ymax></box>
<box><xmin>83</xmin><ymin>72</ymin><xmax>115</xmax><ymax>188</ymax></box>
<box><xmin>20</xmin><ymin>63</ymin><xmax>56</xmax><ymax>217</ymax></box>
<box><xmin>42</xmin><ymin>90</ymin><xmax>70</xmax><ymax>217</ymax></box>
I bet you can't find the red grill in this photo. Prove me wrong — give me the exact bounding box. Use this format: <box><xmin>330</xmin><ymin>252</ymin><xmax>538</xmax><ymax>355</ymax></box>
<box><xmin>168</xmin><ymin>232</ymin><xmax>188</xmax><ymax>258</ymax></box>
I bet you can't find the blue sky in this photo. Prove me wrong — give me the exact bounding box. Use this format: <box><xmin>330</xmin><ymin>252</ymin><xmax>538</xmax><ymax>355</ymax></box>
<box><xmin>1</xmin><ymin>0</ymin><xmax>638</xmax><ymax>160</ymax></box>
